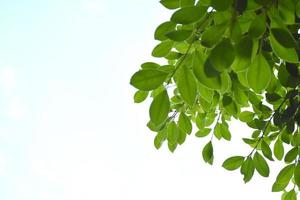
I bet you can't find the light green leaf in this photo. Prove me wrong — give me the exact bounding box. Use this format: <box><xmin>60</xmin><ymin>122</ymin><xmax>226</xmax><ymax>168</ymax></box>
<box><xmin>154</xmin><ymin>128</ymin><xmax>167</xmax><ymax>149</ymax></box>
<box><xmin>210</xmin><ymin>0</ymin><xmax>233</xmax><ymax>11</ymax></box>
<box><xmin>284</xmin><ymin>147</ymin><xmax>298</xmax><ymax>163</ymax></box>
<box><xmin>171</xmin><ymin>6</ymin><xmax>206</xmax><ymax>24</ymax></box>
<box><xmin>195</xmin><ymin>128</ymin><xmax>211</xmax><ymax>137</ymax></box>
<box><xmin>201</xmin><ymin>24</ymin><xmax>227</xmax><ymax>48</ymax></box>
<box><xmin>239</xmin><ymin>111</ymin><xmax>255</xmax><ymax>122</ymax></box>
<box><xmin>152</xmin><ymin>41</ymin><xmax>174</xmax><ymax>58</ymax></box>
<box><xmin>134</xmin><ymin>90</ymin><xmax>148</xmax><ymax>103</ymax></box>
<box><xmin>130</xmin><ymin>69</ymin><xmax>168</xmax><ymax>91</ymax></box>
<box><xmin>284</xmin><ymin>190</ymin><xmax>297</xmax><ymax>200</ymax></box>
<box><xmin>202</xmin><ymin>141</ymin><xmax>214</xmax><ymax>165</ymax></box>
<box><xmin>274</xmin><ymin>138</ymin><xmax>284</xmax><ymax>161</ymax></box>
<box><xmin>165</xmin><ymin>29</ymin><xmax>193</xmax><ymax>41</ymax></box>
<box><xmin>253</xmin><ymin>152</ymin><xmax>270</xmax><ymax>177</ymax></box>
<box><xmin>246</xmin><ymin>53</ymin><xmax>271</xmax><ymax>93</ymax></box>
<box><xmin>240</xmin><ymin>157</ymin><xmax>255</xmax><ymax>183</ymax></box>
<box><xmin>222</xmin><ymin>156</ymin><xmax>244</xmax><ymax>171</ymax></box>
<box><xmin>261</xmin><ymin>140</ymin><xmax>274</xmax><ymax>161</ymax></box>
<box><xmin>294</xmin><ymin>164</ymin><xmax>300</xmax><ymax>188</ymax></box>
<box><xmin>155</xmin><ymin>21</ymin><xmax>176</xmax><ymax>41</ymax></box>
<box><xmin>149</xmin><ymin>90</ymin><xmax>170</xmax><ymax>125</ymax></box>
<box><xmin>178</xmin><ymin>113</ymin><xmax>192</xmax><ymax>135</ymax></box>
<box><xmin>167</xmin><ymin>121</ymin><xmax>179</xmax><ymax>144</ymax></box>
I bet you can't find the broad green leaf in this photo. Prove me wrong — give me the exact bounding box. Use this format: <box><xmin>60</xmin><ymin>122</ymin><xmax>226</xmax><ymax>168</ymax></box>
<box><xmin>272</xmin><ymin>164</ymin><xmax>296</xmax><ymax>192</ymax></box>
<box><xmin>130</xmin><ymin>69</ymin><xmax>168</xmax><ymax>91</ymax></box>
<box><xmin>284</xmin><ymin>147</ymin><xmax>298</xmax><ymax>163</ymax></box>
<box><xmin>271</xmin><ymin>28</ymin><xmax>297</xmax><ymax>48</ymax></box>
<box><xmin>165</xmin><ymin>29</ymin><xmax>193</xmax><ymax>41</ymax></box>
<box><xmin>201</xmin><ymin>24</ymin><xmax>227</xmax><ymax>48</ymax></box>
<box><xmin>175</xmin><ymin>62</ymin><xmax>197</xmax><ymax>106</ymax></box>
<box><xmin>269</xmin><ymin>34</ymin><xmax>298</xmax><ymax>63</ymax></box>
<box><xmin>294</xmin><ymin>164</ymin><xmax>300</xmax><ymax>188</ymax></box>
<box><xmin>248</xmin><ymin>13</ymin><xmax>266</xmax><ymax>38</ymax></box>
<box><xmin>239</xmin><ymin>111</ymin><xmax>255</xmax><ymax>122</ymax></box>
<box><xmin>232</xmin><ymin>36</ymin><xmax>253</xmax><ymax>72</ymax></box>
<box><xmin>253</xmin><ymin>152</ymin><xmax>270</xmax><ymax>177</ymax></box>
<box><xmin>149</xmin><ymin>90</ymin><xmax>170</xmax><ymax>125</ymax></box>
<box><xmin>178</xmin><ymin>113</ymin><xmax>192</xmax><ymax>135</ymax></box>
<box><xmin>193</xmin><ymin>51</ymin><xmax>222</xmax><ymax>90</ymax></box>
<box><xmin>152</xmin><ymin>41</ymin><xmax>174</xmax><ymax>58</ymax></box>
<box><xmin>134</xmin><ymin>90</ymin><xmax>148</xmax><ymax>103</ymax></box>
<box><xmin>241</xmin><ymin>157</ymin><xmax>255</xmax><ymax>183</ymax></box>
<box><xmin>195</xmin><ymin>128</ymin><xmax>211</xmax><ymax>137</ymax></box>
<box><xmin>208</xmin><ymin>38</ymin><xmax>235</xmax><ymax>72</ymax></box>
<box><xmin>261</xmin><ymin>140</ymin><xmax>274</xmax><ymax>161</ymax></box>
<box><xmin>222</xmin><ymin>156</ymin><xmax>244</xmax><ymax>171</ymax></box>
<box><xmin>210</xmin><ymin>0</ymin><xmax>233</xmax><ymax>11</ymax></box>
<box><xmin>160</xmin><ymin>0</ymin><xmax>180</xmax><ymax>9</ymax></box>
<box><xmin>202</xmin><ymin>141</ymin><xmax>214</xmax><ymax>165</ymax></box>
<box><xmin>274</xmin><ymin>138</ymin><xmax>284</xmax><ymax>160</ymax></box>
<box><xmin>171</xmin><ymin>6</ymin><xmax>206</xmax><ymax>24</ymax></box>
<box><xmin>154</xmin><ymin>21</ymin><xmax>176</xmax><ymax>41</ymax></box>
<box><xmin>246</xmin><ymin>53</ymin><xmax>271</xmax><ymax>93</ymax></box>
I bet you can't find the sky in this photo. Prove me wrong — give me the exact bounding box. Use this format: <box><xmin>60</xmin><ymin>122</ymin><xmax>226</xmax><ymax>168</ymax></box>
<box><xmin>0</xmin><ymin>0</ymin><xmax>290</xmax><ymax>199</ymax></box>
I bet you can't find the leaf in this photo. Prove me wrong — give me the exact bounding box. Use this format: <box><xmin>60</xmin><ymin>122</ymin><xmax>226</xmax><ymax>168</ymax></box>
<box><xmin>239</xmin><ymin>111</ymin><xmax>255</xmax><ymax>122</ymax></box>
<box><xmin>214</xmin><ymin>123</ymin><xmax>222</xmax><ymax>140</ymax></box>
<box><xmin>284</xmin><ymin>147</ymin><xmax>298</xmax><ymax>163</ymax></box>
<box><xmin>248</xmin><ymin>13</ymin><xmax>266</xmax><ymax>38</ymax></box>
<box><xmin>154</xmin><ymin>128</ymin><xmax>167</xmax><ymax>149</ymax></box>
<box><xmin>294</xmin><ymin>164</ymin><xmax>300</xmax><ymax>188</ymax></box>
<box><xmin>271</xmin><ymin>28</ymin><xmax>297</xmax><ymax>48</ymax></box>
<box><xmin>202</xmin><ymin>141</ymin><xmax>214</xmax><ymax>165</ymax></box>
<box><xmin>261</xmin><ymin>140</ymin><xmax>274</xmax><ymax>161</ymax></box>
<box><xmin>253</xmin><ymin>152</ymin><xmax>270</xmax><ymax>177</ymax></box>
<box><xmin>274</xmin><ymin>138</ymin><xmax>284</xmax><ymax>160</ymax></box>
<box><xmin>152</xmin><ymin>41</ymin><xmax>174</xmax><ymax>58</ymax></box>
<box><xmin>176</xmin><ymin>63</ymin><xmax>197</xmax><ymax>106</ymax></box>
<box><xmin>269</xmin><ymin>34</ymin><xmax>298</xmax><ymax>63</ymax></box>
<box><xmin>221</xmin><ymin>123</ymin><xmax>231</xmax><ymax>141</ymax></box>
<box><xmin>195</xmin><ymin>128</ymin><xmax>211</xmax><ymax>137</ymax></box>
<box><xmin>167</xmin><ymin>121</ymin><xmax>179</xmax><ymax>144</ymax></box>
<box><xmin>222</xmin><ymin>95</ymin><xmax>238</xmax><ymax>116</ymax></box>
<box><xmin>235</xmin><ymin>0</ymin><xmax>248</xmax><ymax>14</ymax></box>
<box><xmin>134</xmin><ymin>90</ymin><xmax>149</xmax><ymax>103</ymax></box>
<box><xmin>178</xmin><ymin>113</ymin><xmax>192</xmax><ymax>135</ymax></box>
<box><xmin>208</xmin><ymin>38</ymin><xmax>235</xmax><ymax>72</ymax></box>
<box><xmin>130</xmin><ymin>69</ymin><xmax>168</xmax><ymax>91</ymax></box>
<box><xmin>177</xmin><ymin>128</ymin><xmax>187</xmax><ymax>145</ymax></box>
<box><xmin>165</xmin><ymin>29</ymin><xmax>193</xmax><ymax>41</ymax></box>
<box><xmin>210</xmin><ymin>0</ymin><xmax>233</xmax><ymax>11</ymax></box>
<box><xmin>155</xmin><ymin>21</ymin><xmax>176</xmax><ymax>41</ymax></box>
<box><xmin>240</xmin><ymin>157</ymin><xmax>255</xmax><ymax>183</ymax></box>
<box><xmin>160</xmin><ymin>0</ymin><xmax>180</xmax><ymax>9</ymax></box>
<box><xmin>141</xmin><ymin>62</ymin><xmax>160</xmax><ymax>69</ymax></box>
<box><xmin>284</xmin><ymin>190</ymin><xmax>297</xmax><ymax>200</ymax></box>
<box><xmin>272</xmin><ymin>164</ymin><xmax>295</xmax><ymax>192</ymax></box>
<box><xmin>232</xmin><ymin>36</ymin><xmax>253</xmax><ymax>72</ymax></box>
<box><xmin>149</xmin><ymin>90</ymin><xmax>170</xmax><ymax>125</ymax></box>
<box><xmin>180</xmin><ymin>0</ymin><xmax>195</xmax><ymax>7</ymax></box>
<box><xmin>201</xmin><ymin>24</ymin><xmax>227</xmax><ymax>48</ymax></box>
<box><xmin>222</xmin><ymin>156</ymin><xmax>244</xmax><ymax>171</ymax></box>
<box><xmin>246</xmin><ymin>53</ymin><xmax>271</xmax><ymax>93</ymax></box>
<box><xmin>171</xmin><ymin>6</ymin><xmax>206</xmax><ymax>24</ymax></box>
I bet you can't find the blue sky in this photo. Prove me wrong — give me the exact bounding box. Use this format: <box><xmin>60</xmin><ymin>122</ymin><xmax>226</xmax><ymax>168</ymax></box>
<box><xmin>0</xmin><ymin>0</ymin><xmax>286</xmax><ymax>199</ymax></box>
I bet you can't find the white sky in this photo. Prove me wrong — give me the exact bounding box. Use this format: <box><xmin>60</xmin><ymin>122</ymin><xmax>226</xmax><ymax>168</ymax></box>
<box><xmin>0</xmin><ymin>0</ymin><xmax>290</xmax><ymax>199</ymax></box>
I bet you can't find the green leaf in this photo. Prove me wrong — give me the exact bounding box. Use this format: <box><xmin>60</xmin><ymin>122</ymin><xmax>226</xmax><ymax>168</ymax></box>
<box><xmin>208</xmin><ymin>38</ymin><xmax>235</xmax><ymax>72</ymax></box>
<box><xmin>284</xmin><ymin>147</ymin><xmax>298</xmax><ymax>163</ymax></box>
<box><xmin>155</xmin><ymin>21</ymin><xmax>176</xmax><ymax>41</ymax></box>
<box><xmin>240</xmin><ymin>157</ymin><xmax>255</xmax><ymax>183</ymax></box>
<box><xmin>180</xmin><ymin>0</ymin><xmax>195</xmax><ymax>7</ymax></box>
<box><xmin>167</xmin><ymin>121</ymin><xmax>179</xmax><ymax>144</ymax></box>
<box><xmin>160</xmin><ymin>0</ymin><xmax>180</xmax><ymax>9</ymax></box>
<box><xmin>294</xmin><ymin>164</ymin><xmax>300</xmax><ymax>188</ymax></box>
<box><xmin>171</xmin><ymin>6</ymin><xmax>206</xmax><ymax>24</ymax></box>
<box><xmin>165</xmin><ymin>29</ymin><xmax>193</xmax><ymax>41</ymax></box>
<box><xmin>130</xmin><ymin>69</ymin><xmax>168</xmax><ymax>91</ymax></box>
<box><xmin>210</xmin><ymin>0</ymin><xmax>233</xmax><ymax>11</ymax></box>
<box><xmin>177</xmin><ymin>128</ymin><xmax>187</xmax><ymax>145</ymax></box>
<box><xmin>152</xmin><ymin>41</ymin><xmax>174</xmax><ymax>58</ymax></box>
<box><xmin>232</xmin><ymin>36</ymin><xmax>253</xmax><ymax>72</ymax></box>
<box><xmin>214</xmin><ymin>123</ymin><xmax>222</xmax><ymax>140</ymax></box>
<box><xmin>201</xmin><ymin>24</ymin><xmax>227</xmax><ymax>48</ymax></box>
<box><xmin>271</xmin><ymin>28</ymin><xmax>297</xmax><ymax>48</ymax></box>
<box><xmin>175</xmin><ymin>63</ymin><xmax>197</xmax><ymax>106</ymax></box>
<box><xmin>149</xmin><ymin>90</ymin><xmax>170</xmax><ymax>125</ymax></box>
<box><xmin>221</xmin><ymin>123</ymin><xmax>231</xmax><ymax>141</ymax></box>
<box><xmin>134</xmin><ymin>90</ymin><xmax>149</xmax><ymax>103</ymax></box>
<box><xmin>274</xmin><ymin>138</ymin><xmax>284</xmax><ymax>161</ymax></box>
<box><xmin>178</xmin><ymin>113</ymin><xmax>192</xmax><ymax>135</ymax></box>
<box><xmin>246</xmin><ymin>53</ymin><xmax>271</xmax><ymax>93</ymax></box>
<box><xmin>202</xmin><ymin>141</ymin><xmax>214</xmax><ymax>165</ymax></box>
<box><xmin>269</xmin><ymin>34</ymin><xmax>298</xmax><ymax>63</ymax></box>
<box><xmin>248</xmin><ymin>13</ymin><xmax>266</xmax><ymax>38</ymax></box>
<box><xmin>296</xmin><ymin>1</ymin><xmax>300</xmax><ymax>17</ymax></box>
<box><xmin>141</xmin><ymin>62</ymin><xmax>160</xmax><ymax>69</ymax></box>
<box><xmin>222</xmin><ymin>95</ymin><xmax>238</xmax><ymax>116</ymax></box>
<box><xmin>261</xmin><ymin>140</ymin><xmax>274</xmax><ymax>161</ymax></box>
<box><xmin>222</xmin><ymin>156</ymin><xmax>244</xmax><ymax>171</ymax></box>
<box><xmin>154</xmin><ymin>128</ymin><xmax>167</xmax><ymax>149</ymax></box>
<box><xmin>284</xmin><ymin>190</ymin><xmax>297</xmax><ymax>200</ymax></box>
<box><xmin>239</xmin><ymin>111</ymin><xmax>255</xmax><ymax>122</ymax></box>
<box><xmin>195</xmin><ymin>128</ymin><xmax>211</xmax><ymax>137</ymax></box>
<box><xmin>253</xmin><ymin>152</ymin><xmax>270</xmax><ymax>177</ymax></box>
<box><xmin>272</xmin><ymin>164</ymin><xmax>295</xmax><ymax>192</ymax></box>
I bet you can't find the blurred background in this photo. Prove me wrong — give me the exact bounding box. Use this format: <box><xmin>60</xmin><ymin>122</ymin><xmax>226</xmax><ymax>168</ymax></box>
<box><xmin>0</xmin><ymin>0</ymin><xmax>283</xmax><ymax>199</ymax></box>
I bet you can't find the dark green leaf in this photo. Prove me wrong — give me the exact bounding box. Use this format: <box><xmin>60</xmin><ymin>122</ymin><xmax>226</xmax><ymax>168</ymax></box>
<box><xmin>210</xmin><ymin>0</ymin><xmax>233</xmax><ymax>11</ymax></box>
<box><xmin>248</xmin><ymin>13</ymin><xmax>266</xmax><ymax>38</ymax></box>
<box><xmin>271</xmin><ymin>28</ymin><xmax>297</xmax><ymax>48</ymax></box>
<box><xmin>160</xmin><ymin>0</ymin><xmax>181</xmax><ymax>9</ymax></box>
<box><xmin>284</xmin><ymin>147</ymin><xmax>298</xmax><ymax>163</ymax></box>
<box><xmin>232</xmin><ymin>36</ymin><xmax>253</xmax><ymax>72</ymax></box>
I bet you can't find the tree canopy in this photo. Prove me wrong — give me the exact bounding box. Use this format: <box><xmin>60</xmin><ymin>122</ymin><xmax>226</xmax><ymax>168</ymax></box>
<box><xmin>130</xmin><ymin>0</ymin><xmax>300</xmax><ymax>199</ymax></box>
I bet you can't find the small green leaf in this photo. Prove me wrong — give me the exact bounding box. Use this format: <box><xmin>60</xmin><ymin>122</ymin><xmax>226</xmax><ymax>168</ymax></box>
<box><xmin>178</xmin><ymin>113</ymin><xmax>192</xmax><ymax>135</ymax></box>
<box><xmin>155</xmin><ymin>21</ymin><xmax>176</xmax><ymax>41</ymax></box>
<box><xmin>222</xmin><ymin>156</ymin><xmax>244</xmax><ymax>171</ymax></box>
<box><xmin>160</xmin><ymin>0</ymin><xmax>181</xmax><ymax>9</ymax></box>
<box><xmin>195</xmin><ymin>128</ymin><xmax>211</xmax><ymax>138</ymax></box>
<box><xmin>149</xmin><ymin>90</ymin><xmax>170</xmax><ymax>125</ymax></box>
<box><xmin>165</xmin><ymin>29</ymin><xmax>193</xmax><ymax>41</ymax></box>
<box><xmin>154</xmin><ymin>128</ymin><xmax>167</xmax><ymax>149</ymax></box>
<box><xmin>130</xmin><ymin>69</ymin><xmax>168</xmax><ymax>91</ymax></box>
<box><xmin>171</xmin><ymin>6</ymin><xmax>206</xmax><ymax>24</ymax></box>
<box><xmin>284</xmin><ymin>190</ymin><xmax>297</xmax><ymax>200</ymax></box>
<box><xmin>222</xmin><ymin>95</ymin><xmax>238</xmax><ymax>116</ymax></box>
<box><xmin>202</xmin><ymin>141</ymin><xmax>214</xmax><ymax>165</ymax></box>
<box><xmin>167</xmin><ymin>121</ymin><xmax>179</xmax><ymax>144</ymax></box>
<box><xmin>294</xmin><ymin>164</ymin><xmax>300</xmax><ymax>188</ymax></box>
<box><xmin>221</xmin><ymin>123</ymin><xmax>231</xmax><ymax>141</ymax></box>
<box><xmin>201</xmin><ymin>24</ymin><xmax>227</xmax><ymax>48</ymax></box>
<box><xmin>247</xmin><ymin>53</ymin><xmax>271</xmax><ymax>93</ymax></box>
<box><xmin>274</xmin><ymin>138</ymin><xmax>284</xmax><ymax>160</ymax></box>
<box><xmin>214</xmin><ymin>123</ymin><xmax>222</xmax><ymax>140</ymax></box>
<box><xmin>253</xmin><ymin>152</ymin><xmax>270</xmax><ymax>177</ymax></box>
<box><xmin>152</xmin><ymin>41</ymin><xmax>174</xmax><ymax>58</ymax></box>
<box><xmin>134</xmin><ymin>90</ymin><xmax>148</xmax><ymax>103</ymax></box>
<box><xmin>284</xmin><ymin>147</ymin><xmax>298</xmax><ymax>163</ymax></box>
<box><xmin>239</xmin><ymin>111</ymin><xmax>255</xmax><ymax>122</ymax></box>
<box><xmin>271</xmin><ymin>28</ymin><xmax>297</xmax><ymax>48</ymax></box>
<box><xmin>210</xmin><ymin>0</ymin><xmax>233</xmax><ymax>11</ymax></box>
<box><xmin>261</xmin><ymin>140</ymin><xmax>274</xmax><ymax>161</ymax></box>
<box><xmin>240</xmin><ymin>157</ymin><xmax>255</xmax><ymax>183</ymax></box>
